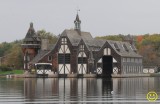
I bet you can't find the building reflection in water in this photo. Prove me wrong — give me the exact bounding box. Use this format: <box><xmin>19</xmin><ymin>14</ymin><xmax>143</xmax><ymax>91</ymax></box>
<box><xmin>24</xmin><ymin>78</ymin><xmax>36</xmax><ymax>101</ymax></box>
<box><xmin>23</xmin><ymin>77</ymin><xmax>160</xmax><ymax>103</ymax></box>
<box><xmin>112</xmin><ymin>77</ymin><xmax>160</xmax><ymax>102</ymax></box>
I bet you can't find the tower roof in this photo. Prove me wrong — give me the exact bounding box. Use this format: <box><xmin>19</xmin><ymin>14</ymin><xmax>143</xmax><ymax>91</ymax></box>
<box><xmin>24</xmin><ymin>22</ymin><xmax>40</xmax><ymax>42</ymax></box>
<box><xmin>74</xmin><ymin>14</ymin><xmax>81</xmax><ymax>23</ymax></box>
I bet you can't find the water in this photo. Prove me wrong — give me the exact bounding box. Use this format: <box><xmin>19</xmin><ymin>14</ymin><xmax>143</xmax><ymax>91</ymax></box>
<box><xmin>0</xmin><ymin>77</ymin><xmax>160</xmax><ymax>104</ymax></box>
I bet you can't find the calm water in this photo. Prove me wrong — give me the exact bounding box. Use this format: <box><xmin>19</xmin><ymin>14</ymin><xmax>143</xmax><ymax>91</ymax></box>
<box><xmin>0</xmin><ymin>77</ymin><xmax>160</xmax><ymax>104</ymax></box>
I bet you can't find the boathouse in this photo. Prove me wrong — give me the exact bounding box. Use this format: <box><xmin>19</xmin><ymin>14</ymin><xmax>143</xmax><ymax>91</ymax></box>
<box><xmin>21</xmin><ymin>14</ymin><xmax>143</xmax><ymax>77</ymax></box>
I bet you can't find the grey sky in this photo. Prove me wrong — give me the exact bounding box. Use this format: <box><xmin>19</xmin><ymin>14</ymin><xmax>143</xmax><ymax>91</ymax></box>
<box><xmin>0</xmin><ymin>0</ymin><xmax>160</xmax><ymax>42</ymax></box>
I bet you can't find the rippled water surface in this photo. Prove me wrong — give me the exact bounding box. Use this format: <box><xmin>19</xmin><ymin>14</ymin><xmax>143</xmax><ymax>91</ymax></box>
<box><xmin>0</xmin><ymin>77</ymin><xmax>160</xmax><ymax>104</ymax></box>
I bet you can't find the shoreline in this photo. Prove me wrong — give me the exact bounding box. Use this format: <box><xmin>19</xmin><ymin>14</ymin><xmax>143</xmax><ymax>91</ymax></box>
<box><xmin>1</xmin><ymin>73</ymin><xmax>160</xmax><ymax>78</ymax></box>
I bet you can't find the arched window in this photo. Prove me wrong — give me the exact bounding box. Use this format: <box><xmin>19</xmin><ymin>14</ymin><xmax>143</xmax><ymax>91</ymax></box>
<box><xmin>103</xmin><ymin>48</ymin><xmax>111</xmax><ymax>55</ymax></box>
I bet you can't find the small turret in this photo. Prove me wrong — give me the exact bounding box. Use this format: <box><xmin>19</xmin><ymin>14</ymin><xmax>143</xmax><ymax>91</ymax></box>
<box><xmin>74</xmin><ymin>13</ymin><xmax>81</xmax><ymax>31</ymax></box>
<box><xmin>23</xmin><ymin>22</ymin><xmax>41</xmax><ymax>44</ymax></box>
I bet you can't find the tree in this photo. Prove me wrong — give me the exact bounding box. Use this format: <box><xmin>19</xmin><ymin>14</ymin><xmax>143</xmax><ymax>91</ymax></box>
<box><xmin>0</xmin><ymin>42</ymin><xmax>12</xmax><ymax>57</ymax></box>
<box><xmin>37</xmin><ymin>29</ymin><xmax>58</xmax><ymax>44</ymax></box>
<box><xmin>3</xmin><ymin>43</ymin><xmax>23</xmax><ymax>69</ymax></box>
<box><xmin>95</xmin><ymin>35</ymin><xmax>123</xmax><ymax>41</ymax></box>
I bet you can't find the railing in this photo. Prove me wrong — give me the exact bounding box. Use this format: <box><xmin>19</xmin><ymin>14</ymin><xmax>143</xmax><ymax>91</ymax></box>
<box><xmin>21</xmin><ymin>44</ymin><xmax>41</xmax><ymax>48</ymax></box>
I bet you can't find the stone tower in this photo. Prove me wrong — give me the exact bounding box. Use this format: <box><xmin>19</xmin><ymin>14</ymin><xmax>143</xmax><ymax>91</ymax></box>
<box><xmin>21</xmin><ymin>22</ymin><xmax>41</xmax><ymax>70</ymax></box>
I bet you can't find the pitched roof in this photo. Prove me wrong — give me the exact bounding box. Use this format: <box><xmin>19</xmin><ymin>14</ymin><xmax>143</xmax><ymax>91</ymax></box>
<box><xmin>83</xmin><ymin>39</ymin><xmax>106</xmax><ymax>51</ymax></box>
<box><xmin>61</xmin><ymin>29</ymin><xmax>93</xmax><ymax>46</ymax></box>
<box><xmin>61</xmin><ymin>29</ymin><xmax>108</xmax><ymax>51</ymax></box>
<box><xmin>107</xmin><ymin>40</ymin><xmax>142</xmax><ymax>57</ymax></box>
<box><xmin>29</xmin><ymin>50</ymin><xmax>49</xmax><ymax>64</ymax></box>
<box><xmin>30</xmin><ymin>43</ymin><xmax>55</xmax><ymax>63</ymax></box>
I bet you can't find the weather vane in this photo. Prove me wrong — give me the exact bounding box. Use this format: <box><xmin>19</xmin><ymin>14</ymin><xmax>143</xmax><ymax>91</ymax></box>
<box><xmin>76</xmin><ymin>7</ymin><xmax>80</xmax><ymax>14</ymax></box>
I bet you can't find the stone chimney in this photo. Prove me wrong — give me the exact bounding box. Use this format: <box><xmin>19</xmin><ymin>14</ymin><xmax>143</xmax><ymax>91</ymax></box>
<box><xmin>41</xmin><ymin>38</ymin><xmax>49</xmax><ymax>50</ymax></box>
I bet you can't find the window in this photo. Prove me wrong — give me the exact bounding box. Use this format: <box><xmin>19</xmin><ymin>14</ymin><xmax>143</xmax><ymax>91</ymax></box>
<box><xmin>135</xmin><ymin>58</ymin><xmax>138</xmax><ymax>63</ymax></box>
<box><xmin>123</xmin><ymin>44</ymin><xmax>129</xmax><ymax>52</ymax></box>
<box><xmin>61</xmin><ymin>38</ymin><xmax>67</xmax><ymax>44</ymax></box>
<box><xmin>108</xmin><ymin>48</ymin><xmax>111</xmax><ymax>55</ymax></box>
<box><xmin>114</xmin><ymin>43</ymin><xmax>119</xmax><ymax>49</ymax></box>
<box><xmin>131</xmin><ymin>58</ymin><xmax>134</xmax><ymax>62</ymax></box>
<box><xmin>139</xmin><ymin>59</ymin><xmax>142</xmax><ymax>63</ymax></box>
<box><xmin>139</xmin><ymin>66</ymin><xmax>141</xmax><ymax>73</ymax></box>
<box><xmin>48</xmin><ymin>56</ymin><xmax>52</xmax><ymax>61</ymax></box>
<box><xmin>59</xmin><ymin>38</ymin><xmax>70</xmax><ymax>54</ymax></box>
<box><xmin>123</xmin><ymin>65</ymin><xmax>126</xmax><ymax>73</ymax></box>
<box><xmin>123</xmin><ymin>58</ymin><xmax>127</xmax><ymax>62</ymax></box>
<box><xmin>113</xmin><ymin>43</ymin><xmax>120</xmax><ymax>51</ymax></box>
<box><xmin>80</xmin><ymin>45</ymin><xmax>84</xmax><ymax>51</ymax></box>
<box><xmin>58</xmin><ymin>54</ymin><xmax>70</xmax><ymax>64</ymax></box>
<box><xmin>65</xmin><ymin>54</ymin><xmax>70</xmax><ymax>63</ymax></box>
<box><xmin>130</xmin><ymin>45</ymin><xmax>137</xmax><ymax>51</ymax></box>
<box><xmin>78</xmin><ymin>57</ymin><xmax>87</xmax><ymax>64</ymax></box>
<box><xmin>130</xmin><ymin>45</ymin><xmax>133</xmax><ymax>50</ymax></box>
<box><xmin>126</xmin><ymin>66</ymin><xmax>128</xmax><ymax>73</ymax></box>
<box><xmin>127</xmin><ymin>58</ymin><xmax>130</xmax><ymax>62</ymax></box>
<box><xmin>104</xmin><ymin>48</ymin><xmax>111</xmax><ymax>55</ymax></box>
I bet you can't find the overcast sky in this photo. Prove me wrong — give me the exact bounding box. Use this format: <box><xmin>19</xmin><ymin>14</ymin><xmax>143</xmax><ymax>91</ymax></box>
<box><xmin>0</xmin><ymin>0</ymin><xmax>160</xmax><ymax>42</ymax></box>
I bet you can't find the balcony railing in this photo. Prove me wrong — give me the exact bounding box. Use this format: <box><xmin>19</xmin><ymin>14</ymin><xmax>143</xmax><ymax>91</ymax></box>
<box><xmin>21</xmin><ymin>44</ymin><xmax>41</xmax><ymax>48</ymax></box>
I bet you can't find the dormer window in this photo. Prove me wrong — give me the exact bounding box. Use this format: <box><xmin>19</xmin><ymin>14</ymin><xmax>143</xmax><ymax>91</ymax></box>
<box><xmin>130</xmin><ymin>45</ymin><xmax>137</xmax><ymax>52</ymax></box>
<box><xmin>114</xmin><ymin>43</ymin><xmax>120</xmax><ymax>51</ymax></box>
<box><xmin>123</xmin><ymin>44</ymin><xmax>129</xmax><ymax>52</ymax></box>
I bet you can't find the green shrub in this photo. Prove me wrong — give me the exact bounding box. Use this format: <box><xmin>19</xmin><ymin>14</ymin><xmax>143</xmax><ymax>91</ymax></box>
<box><xmin>0</xmin><ymin>65</ymin><xmax>12</xmax><ymax>71</ymax></box>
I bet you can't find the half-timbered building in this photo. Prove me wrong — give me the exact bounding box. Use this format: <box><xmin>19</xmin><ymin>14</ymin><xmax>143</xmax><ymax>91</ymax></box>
<box><xmin>21</xmin><ymin>14</ymin><xmax>143</xmax><ymax>77</ymax></box>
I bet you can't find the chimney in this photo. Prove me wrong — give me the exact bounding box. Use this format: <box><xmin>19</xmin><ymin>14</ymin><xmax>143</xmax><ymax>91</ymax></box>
<box><xmin>41</xmin><ymin>38</ymin><xmax>49</xmax><ymax>50</ymax></box>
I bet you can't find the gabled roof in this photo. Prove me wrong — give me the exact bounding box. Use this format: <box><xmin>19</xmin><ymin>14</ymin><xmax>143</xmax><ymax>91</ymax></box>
<box><xmin>83</xmin><ymin>39</ymin><xmax>106</xmax><ymax>51</ymax></box>
<box><xmin>29</xmin><ymin>50</ymin><xmax>49</xmax><ymax>64</ymax></box>
<box><xmin>61</xmin><ymin>29</ymin><xmax>93</xmax><ymax>46</ymax></box>
<box><xmin>60</xmin><ymin>29</ymin><xmax>108</xmax><ymax>51</ymax></box>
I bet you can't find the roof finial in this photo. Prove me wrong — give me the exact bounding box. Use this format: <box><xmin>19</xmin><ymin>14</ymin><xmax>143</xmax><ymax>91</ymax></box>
<box><xmin>30</xmin><ymin>22</ymin><xmax>33</xmax><ymax>28</ymax></box>
<box><xmin>77</xmin><ymin>8</ymin><xmax>80</xmax><ymax>14</ymax></box>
